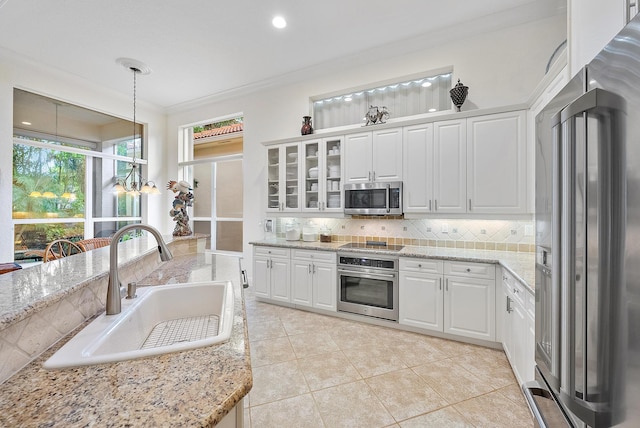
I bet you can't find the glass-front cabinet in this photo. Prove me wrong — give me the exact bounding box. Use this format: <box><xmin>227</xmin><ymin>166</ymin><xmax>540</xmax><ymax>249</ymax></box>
<box><xmin>302</xmin><ymin>136</ymin><xmax>343</xmax><ymax>213</ymax></box>
<box><xmin>267</xmin><ymin>143</ymin><xmax>301</xmax><ymax>212</ymax></box>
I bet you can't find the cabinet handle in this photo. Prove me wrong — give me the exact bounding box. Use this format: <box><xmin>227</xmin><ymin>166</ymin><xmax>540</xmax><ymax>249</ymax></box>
<box><xmin>513</xmin><ymin>288</ymin><xmax>518</xmax><ymax>294</ymax></box>
<box><xmin>313</xmin><ymin>264</ymin><xmax>316</xmax><ymax>274</ymax></box>
<box><xmin>418</xmin><ymin>263</ymin><xmax>422</xmax><ymax>268</ymax></box>
<box><xmin>308</xmin><ymin>264</ymin><xmax>312</xmax><ymax>274</ymax></box>
<box><xmin>373</xmin><ymin>171</ymin><xmax>376</xmax><ymax>181</ymax></box>
<box><xmin>506</xmin><ymin>295</ymin><xmax>513</xmax><ymax>313</ymax></box>
<box><xmin>429</xmin><ymin>200</ymin><xmax>432</xmax><ymax>211</ymax></box>
<box><xmin>466</xmin><ymin>268</ymin><xmax>471</xmax><ymax>272</ymax></box>
<box><xmin>434</xmin><ymin>199</ymin><xmax>438</xmax><ymax>211</ymax></box>
<box><xmin>445</xmin><ymin>278</ymin><xmax>449</xmax><ymax>291</ymax></box>
<box><xmin>439</xmin><ymin>278</ymin><xmax>442</xmax><ymax>290</ymax></box>
<box><xmin>368</xmin><ymin>171</ymin><xmax>372</xmax><ymax>181</ymax></box>
<box><xmin>468</xmin><ymin>199</ymin><xmax>472</xmax><ymax>211</ymax></box>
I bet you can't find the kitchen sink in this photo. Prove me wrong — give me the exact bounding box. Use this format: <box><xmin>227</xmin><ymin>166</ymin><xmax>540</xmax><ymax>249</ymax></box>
<box><xmin>44</xmin><ymin>281</ymin><xmax>234</xmax><ymax>369</ymax></box>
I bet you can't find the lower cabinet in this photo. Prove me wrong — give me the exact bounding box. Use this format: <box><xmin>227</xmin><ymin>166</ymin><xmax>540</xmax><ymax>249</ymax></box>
<box><xmin>253</xmin><ymin>246</ymin><xmax>291</xmax><ymax>302</ymax></box>
<box><xmin>255</xmin><ymin>246</ymin><xmax>337</xmax><ymax>311</ymax></box>
<box><xmin>500</xmin><ymin>268</ymin><xmax>535</xmax><ymax>383</ymax></box>
<box><xmin>399</xmin><ymin>258</ymin><xmax>496</xmax><ymax>341</ymax></box>
<box><xmin>291</xmin><ymin>249</ymin><xmax>337</xmax><ymax>311</ymax></box>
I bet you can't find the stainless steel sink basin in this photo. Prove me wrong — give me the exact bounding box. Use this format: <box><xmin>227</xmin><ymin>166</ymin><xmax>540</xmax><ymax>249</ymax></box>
<box><xmin>44</xmin><ymin>281</ymin><xmax>234</xmax><ymax>369</ymax></box>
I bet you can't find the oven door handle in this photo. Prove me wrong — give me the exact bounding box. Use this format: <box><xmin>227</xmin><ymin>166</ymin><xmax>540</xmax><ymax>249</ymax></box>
<box><xmin>338</xmin><ymin>269</ymin><xmax>396</xmax><ymax>279</ymax></box>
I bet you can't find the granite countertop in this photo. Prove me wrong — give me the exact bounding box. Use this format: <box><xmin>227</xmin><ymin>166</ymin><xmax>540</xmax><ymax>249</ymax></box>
<box><xmin>250</xmin><ymin>239</ymin><xmax>535</xmax><ymax>293</ymax></box>
<box><xmin>0</xmin><ymin>253</ymin><xmax>252</xmax><ymax>427</ymax></box>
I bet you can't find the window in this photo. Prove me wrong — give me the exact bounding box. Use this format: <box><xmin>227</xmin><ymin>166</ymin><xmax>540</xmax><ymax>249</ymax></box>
<box><xmin>311</xmin><ymin>70</ymin><xmax>453</xmax><ymax>129</ymax></box>
<box><xmin>12</xmin><ymin>89</ymin><xmax>145</xmax><ymax>262</ymax></box>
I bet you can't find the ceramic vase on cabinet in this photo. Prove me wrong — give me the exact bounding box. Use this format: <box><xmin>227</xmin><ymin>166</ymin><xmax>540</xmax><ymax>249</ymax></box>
<box><xmin>449</xmin><ymin>79</ymin><xmax>469</xmax><ymax>112</ymax></box>
<box><xmin>301</xmin><ymin>116</ymin><xmax>314</xmax><ymax>135</ymax></box>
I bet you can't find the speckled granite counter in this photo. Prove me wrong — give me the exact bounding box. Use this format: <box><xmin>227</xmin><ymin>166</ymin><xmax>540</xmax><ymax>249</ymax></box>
<box><xmin>250</xmin><ymin>239</ymin><xmax>535</xmax><ymax>293</ymax></box>
<box><xmin>0</xmin><ymin>252</ymin><xmax>252</xmax><ymax>427</ymax></box>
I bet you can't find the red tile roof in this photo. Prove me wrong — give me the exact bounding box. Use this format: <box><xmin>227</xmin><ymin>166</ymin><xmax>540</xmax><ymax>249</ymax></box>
<box><xmin>194</xmin><ymin>123</ymin><xmax>243</xmax><ymax>140</ymax></box>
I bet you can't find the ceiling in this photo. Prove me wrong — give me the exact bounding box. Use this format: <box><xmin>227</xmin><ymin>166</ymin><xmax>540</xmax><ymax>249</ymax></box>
<box><xmin>0</xmin><ymin>0</ymin><xmax>566</xmax><ymax>111</ymax></box>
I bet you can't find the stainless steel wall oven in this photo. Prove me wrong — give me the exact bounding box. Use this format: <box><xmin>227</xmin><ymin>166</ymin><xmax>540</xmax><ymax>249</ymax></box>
<box><xmin>337</xmin><ymin>252</ymin><xmax>399</xmax><ymax>321</ymax></box>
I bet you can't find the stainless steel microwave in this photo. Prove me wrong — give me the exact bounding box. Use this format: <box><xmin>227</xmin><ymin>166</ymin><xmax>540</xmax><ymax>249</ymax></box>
<box><xmin>344</xmin><ymin>181</ymin><xmax>403</xmax><ymax>215</ymax></box>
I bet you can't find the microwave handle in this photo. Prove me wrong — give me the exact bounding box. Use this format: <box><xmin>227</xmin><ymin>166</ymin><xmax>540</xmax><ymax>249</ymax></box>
<box><xmin>386</xmin><ymin>183</ymin><xmax>391</xmax><ymax>213</ymax></box>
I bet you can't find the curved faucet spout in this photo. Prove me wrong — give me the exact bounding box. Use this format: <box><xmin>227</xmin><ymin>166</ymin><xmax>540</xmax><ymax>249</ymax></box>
<box><xmin>106</xmin><ymin>224</ymin><xmax>173</xmax><ymax>315</ymax></box>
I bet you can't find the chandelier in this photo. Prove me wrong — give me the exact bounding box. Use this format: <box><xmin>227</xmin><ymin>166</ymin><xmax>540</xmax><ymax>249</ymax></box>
<box><xmin>113</xmin><ymin>59</ymin><xmax>160</xmax><ymax>196</ymax></box>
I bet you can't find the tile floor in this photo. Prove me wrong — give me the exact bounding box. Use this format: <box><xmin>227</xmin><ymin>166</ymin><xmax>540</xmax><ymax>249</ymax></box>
<box><xmin>243</xmin><ymin>289</ymin><xmax>533</xmax><ymax>428</ymax></box>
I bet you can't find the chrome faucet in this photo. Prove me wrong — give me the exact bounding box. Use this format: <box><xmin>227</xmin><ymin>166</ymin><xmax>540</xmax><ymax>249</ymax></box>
<box><xmin>106</xmin><ymin>224</ymin><xmax>173</xmax><ymax>315</ymax></box>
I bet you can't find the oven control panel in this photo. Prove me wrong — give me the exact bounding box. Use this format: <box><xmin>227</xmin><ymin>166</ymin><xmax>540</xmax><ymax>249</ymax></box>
<box><xmin>338</xmin><ymin>255</ymin><xmax>396</xmax><ymax>270</ymax></box>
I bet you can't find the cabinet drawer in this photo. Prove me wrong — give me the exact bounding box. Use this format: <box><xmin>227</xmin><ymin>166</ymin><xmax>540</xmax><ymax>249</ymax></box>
<box><xmin>254</xmin><ymin>246</ymin><xmax>290</xmax><ymax>258</ymax></box>
<box><xmin>292</xmin><ymin>249</ymin><xmax>336</xmax><ymax>263</ymax></box>
<box><xmin>399</xmin><ymin>258</ymin><xmax>443</xmax><ymax>274</ymax></box>
<box><xmin>444</xmin><ymin>261</ymin><xmax>495</xmax><ymax>280</ymax></box>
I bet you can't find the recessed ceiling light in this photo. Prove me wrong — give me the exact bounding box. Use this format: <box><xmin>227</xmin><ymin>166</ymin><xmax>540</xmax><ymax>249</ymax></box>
<box><xmin>21</xmin><ymin>121</ymin><xmax>32</xmax><ymax>126</ymax></box>
<box><xmin>428</xmin><ymin>108</ymin><xmax>437</xmax><ymax>112</ymax></box>
<box><xmin>422</xmin><ymin>82</ymin><xmax>432</xmax><ymax>87</ymax></box>
<box><xmin>272</xmin><ymin>16</ymin><xmax>287</xmax><ymax>29</ymax></box>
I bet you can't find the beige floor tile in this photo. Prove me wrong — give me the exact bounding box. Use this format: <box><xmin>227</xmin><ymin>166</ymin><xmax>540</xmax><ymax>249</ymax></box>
<box><xmin>313</xmin><ymin>380</ymin><xmax>395</xmax><ymax>428</ymax></box>
<box><xmin>390</xmin><ymin>336</ymin><xmax>450</xmax><ymax>367</ymax></box>
<box><xmin>450</xmin><ymin>347</ymin><xmax>516</xmax><ymax>389</ymax></box>
<box><xmin>342</xmin><ymin>344</ymin><xmax>407</xmax><ymax>378</ymax></box>
<box><xmin>250</xmin><ymin>393</ymin><xmax>324</xmax><ymax>428</ymax></box>
<box><xmin>329</xmin><ymin>324</ymin><xmax>379</xmax><ymax>350</ymax></box>
<box><xmin>298</xmin><ymin>350</ymin><xmax>362</xmax><ymax>390</ymax></box>
<box><xmin>453</xmin><ymin>390</ymin><xmax>534</xmax><ymax>428</ymax></box>
<box><xmin>412</xmin><ymin>358</ymin><xmax>494</xmax><ymax>404</ymax></box>
<box><xmin>247</xmin><ymin>319</ymin><xmax>286</xmax><ymax>342</ymax></box>
<box><xmin>288</xmin><ymin>330</ymin><xmax>340</xmax><ymax>359</ymax></box>
<box><xmin>249</xmin><ymin>336</ymin><xmax>296</xmax><ymax>367</ymax></box>
<box><xmin>399</xmin><ymin>406</ymin><xmax>474</xmax><ymax>427</ymax></box>
<box><xmin>281</xmin><ymin>312</ymin><xmax>329</xmax><ymax>335</ymax></box>
<box><xmin>423</xmin><ymin>335</ymin><xmax>481</xmax><ymax>357</ymax></box>
<box><xmin>497</xmin><ymin>383</ymin><xmax>527</xmax><ymax>405</ymax></box>
<box><xmin>365</xmin><ymin>368</ymin><xmax>449</xmax><ymax>421</ymax></box>
<box><xmin>250</xmin><ymin>360</ymin><xmax>310</xmax><ymax>406</ymax></box>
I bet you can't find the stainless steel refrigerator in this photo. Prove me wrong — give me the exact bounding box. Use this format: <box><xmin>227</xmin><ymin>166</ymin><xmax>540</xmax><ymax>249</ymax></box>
<box><xmin>524</xmin><ymin>14</ymin><xmax>640</xmax><ymax>428</ymax></box>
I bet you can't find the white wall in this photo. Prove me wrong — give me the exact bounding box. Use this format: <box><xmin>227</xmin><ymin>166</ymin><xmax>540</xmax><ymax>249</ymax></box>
<box><xmin>0</xmin><ymin>53</ymin><xmax>170</xmax><ymax>262</ymax></box>
<box><xmin>166</xmin><ymin>15</ymin><xmax>566</xmax><ymax>277</ymax></box>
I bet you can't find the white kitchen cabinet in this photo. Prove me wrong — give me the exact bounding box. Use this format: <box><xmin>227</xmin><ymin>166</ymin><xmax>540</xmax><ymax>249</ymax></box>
<box><xmin>291</xmin><ymin>249</ymin><xmax>337</xmax><ymax>311</ymax></box>
<box><xmin>433</xmin><ymin>119</ymin><xmax>467</xmax><ymax>213</ymax></box>
<box><xmin>403</xmin><ymin>123</ymin><xmax>435</xmax><ymax>213</ymax></box>
<box><xmin>466</xmin><ymin>111</ymin><xmax>527</xmax><ymax>214</ymax></box>
<box><xmin>399</xmin><ymin>258</ymin><xmax>495</xmax><ymax>342</ymax></box>
<box><xmin>399</xmin><ymin>258</ymin><xmax>443</xmax><ymax>331</ymax></box>
<box><xmin>500</xmin><ymin>268</ymin><xmax>535</xmax><ymax>384</ymax></box>
<box><xmin>345</xmin><ymin>128</ymin><xmax>402</xmax><ymax>184</ymax></box>
<box><xmin>444</xmin><ymin>261</ymin><xmax>496</xmax><ymax>341</ymax></box>
<box><xmin>253</xmin><ymin>246</ymin><xmax>291</xmax><ymax>302</ymax></box>
<box><xmin>301</xmin><ymin>137</ymin><xmax>344</xmax><ymax>213</ymax></box>
<box><xmin>266</xmin><ymin>143</ymin><xmax>301</xmax><ymax>212</ymax></box>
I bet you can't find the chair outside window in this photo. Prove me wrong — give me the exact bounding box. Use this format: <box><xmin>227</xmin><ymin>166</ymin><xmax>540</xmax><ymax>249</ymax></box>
<box><xmin>76</xmin><ymin>237</ymin><xmax>112</xmax><ymax>252</ymax></box>
<box><xmin>42</xmin><ymin>239</ymin><xmax>84</xmax><ymax>262</ymax></box>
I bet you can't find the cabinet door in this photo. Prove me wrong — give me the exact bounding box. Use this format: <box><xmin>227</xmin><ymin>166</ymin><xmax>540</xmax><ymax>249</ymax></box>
<box><xmin>433</xmin><ymin>119</ymin><xmax>467</xmax><ymax>213</ymax></box>
<box><xmin>282</xmin><ymin>143</ymin><xmax>302</xmax><ymax>211</ymax></box>
<box><xmin>270</xmin><ymin>258</ymin><xmax>291</xmax><ymax>303</ymax></box>
<box><xmin>323</xmin><ymin>136</ymin><xmax>344</xmax><ymax>212</ymax></box>
<box><xmin>266</xmin><ymin>146</ymin><xmax>282</xmax><ymax>212</ymax></box>
<box><xmin>344</xmin><ymin>132</ymin><xmax>372</xmax><ymax>183</ymax></box>
<box><xmin>291</xmin><ymin>260</ymin><xmax>313</xmax><ymax>307</ymax></box>
<box><xmin>467</xmin><ymin>111</ymin><xmax>526</xmax><ymax>213</ymax></box>
<box><xmin>372</xmin><ymin>128</ymin><xmax>402</xmax><ymax>181</ymax></box>
<box><xmin>399</xmin><ymin>271</ymin><xmax>443</xmax><ymax>331</ymax></box>
<box><xmin>511</xmin><ymin>302</ymin><xmax>527</xmax><ymax>383</ymax></box>
<box><xmin>312</xmin><ymin>262</ymin><xmax>337</xmax><ymax>311</ymax></box>
<box><xmin>253</xmin><ymin>256</ymin><xmax>270</xmax><ymax>298</ymax></box>
<box><xmin>403</xmin><ymin>124</ymin><xmax>434</xmax><ymax>213</ymax></box>
<box><xmin>444</xmin><ymin>276</ymin><xmax>495</xmax><ymax>341</ymax></box>
<box><xmin>302</xmin><ymin>139</ymin><xmax>322</xmax><ymax>212</ymax></box>
<box><xmin>501</xmin><ymin>282</ymin><xmax>514</xmax><ymax>362</ymax></box>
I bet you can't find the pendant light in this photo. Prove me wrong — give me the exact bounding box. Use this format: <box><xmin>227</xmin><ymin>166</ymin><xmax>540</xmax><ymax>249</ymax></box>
<box><xmin>113</xmin><ymin>58</ymin><xmax>160</xmax><ymax>196</ymax></box>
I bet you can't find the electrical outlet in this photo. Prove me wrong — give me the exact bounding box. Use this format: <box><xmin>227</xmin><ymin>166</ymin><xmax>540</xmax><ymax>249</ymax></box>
<box><xmin>360</xmin><ymin>225</ymin><xmax>364</xmax><ymax>230</ymax></box>
<box><xmin>480</xmin><ymin>229</ymin><xmax>486</xmax><ymax>234</ymax></box>
<box><xmin>426</xmin><ymin>227</ymin><xmax>431</xmax><ymax>232</ymax></box>
<box><xmin>442</xmin><ymin>223</ymin><xmax>449</xmax><ymax>233</ymax></box>
<box><xmin>341</xmin><ymin>225</ymin><xmax>345</xmax><ymax>229</ymax></box>
<box><xmin>525</xmin><ymin>225</ymin><xmax>534</xmax><ymax>236</ymax></box>
<box><xmin>452</xmin><ymin>228</ymin><xmax>458</xmax><ymax>234</ymax></box>
<box><xmin>381</xmin><ymin>226</ymin><xmax>385</xmax><ymax>231</ymax></box>
<box><xmin>403</xmin><ymin>227</ymin><xmax>407</xmax><ymax>231</ymax></box>
<box><xmin>511</xmin><ymin>229</ymin><xmax>517</xmax><ymax>235</ymax></box>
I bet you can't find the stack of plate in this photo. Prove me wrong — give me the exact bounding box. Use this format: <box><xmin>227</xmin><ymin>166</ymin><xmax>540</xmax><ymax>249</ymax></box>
<box><xmin>327</xmin><ymin>194</ymin><xmax>340</xmax><ymax>208</ymax></box>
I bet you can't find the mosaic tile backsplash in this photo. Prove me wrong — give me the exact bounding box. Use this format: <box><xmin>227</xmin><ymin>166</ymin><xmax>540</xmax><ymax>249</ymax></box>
<box><xmin>272</xmin><ymin>217</ymin><xmax>535</xmax><ymax>252</ymax></box>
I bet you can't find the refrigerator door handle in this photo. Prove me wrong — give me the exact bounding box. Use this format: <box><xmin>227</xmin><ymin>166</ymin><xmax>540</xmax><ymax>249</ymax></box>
<box><xmin>560</xmin><ymin>88</ymin><xmax>626</xmax><ymax>123</ymax></box>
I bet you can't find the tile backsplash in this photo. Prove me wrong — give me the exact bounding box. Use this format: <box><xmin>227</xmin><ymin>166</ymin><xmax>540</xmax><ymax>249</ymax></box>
<box><xmin>272</xmin><ymin>217</ymin><xmax>535</xmax><ymax>252</ymax></box>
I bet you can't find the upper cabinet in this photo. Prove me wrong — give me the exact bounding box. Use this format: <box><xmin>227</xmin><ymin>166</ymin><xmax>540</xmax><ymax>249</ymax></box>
<box><xmin>344</xmin><ymin>128</ymin><xmax>402</xmax><ymax>184</ymax></box>
<box><xmin>569</xmin><ymin>0</ymin><xmax>630</xmax><ymax>75</ymax></box>
<box><xmin>266</xmin><ymin>143</ymin><xmax>301</xmax><ymax>212</ymax></box>
<box><xmin>301</xmin><ymin>137</ymin><xmax>344</xmax><ymax>213</ymax></box>
<box><xmin>466</xmin><ymin>111</ymin><xmax>527</xmax><ymax>214</ymax></box>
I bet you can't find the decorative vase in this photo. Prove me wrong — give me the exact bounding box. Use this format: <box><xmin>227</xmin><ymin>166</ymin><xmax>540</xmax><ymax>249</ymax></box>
<box><xmin>449</xmin><ymin>79</ymin><xmax>469</xmax><ymax>112</ymax></box>
<box><xmin>301</xmin><ymin>116</ymin><xmax>314</xmax><ymax>135</ymax></box>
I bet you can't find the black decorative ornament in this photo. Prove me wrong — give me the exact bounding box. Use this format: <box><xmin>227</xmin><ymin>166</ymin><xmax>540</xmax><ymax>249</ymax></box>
<box><xmin>301</xmin><ymin>116</ymin><xmax>314</xmax><ymax>135</ymax></box>
<box><xmin>449</xmin><ymin>79</ymin><xmax>469</xmax><ymax>112</ymax></box>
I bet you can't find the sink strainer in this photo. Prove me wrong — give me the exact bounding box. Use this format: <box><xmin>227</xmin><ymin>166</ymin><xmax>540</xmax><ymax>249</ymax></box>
<box><xmin>141</xmin><ymin>315</ymin><xmax>220</xmax><ymax>349</ymax></box>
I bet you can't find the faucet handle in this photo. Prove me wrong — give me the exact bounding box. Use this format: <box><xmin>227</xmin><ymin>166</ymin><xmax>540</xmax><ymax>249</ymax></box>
<box><xmin>126</xmin><ymin>282</ymin><xmax>137</xmax><ymax>299</ymax></box>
